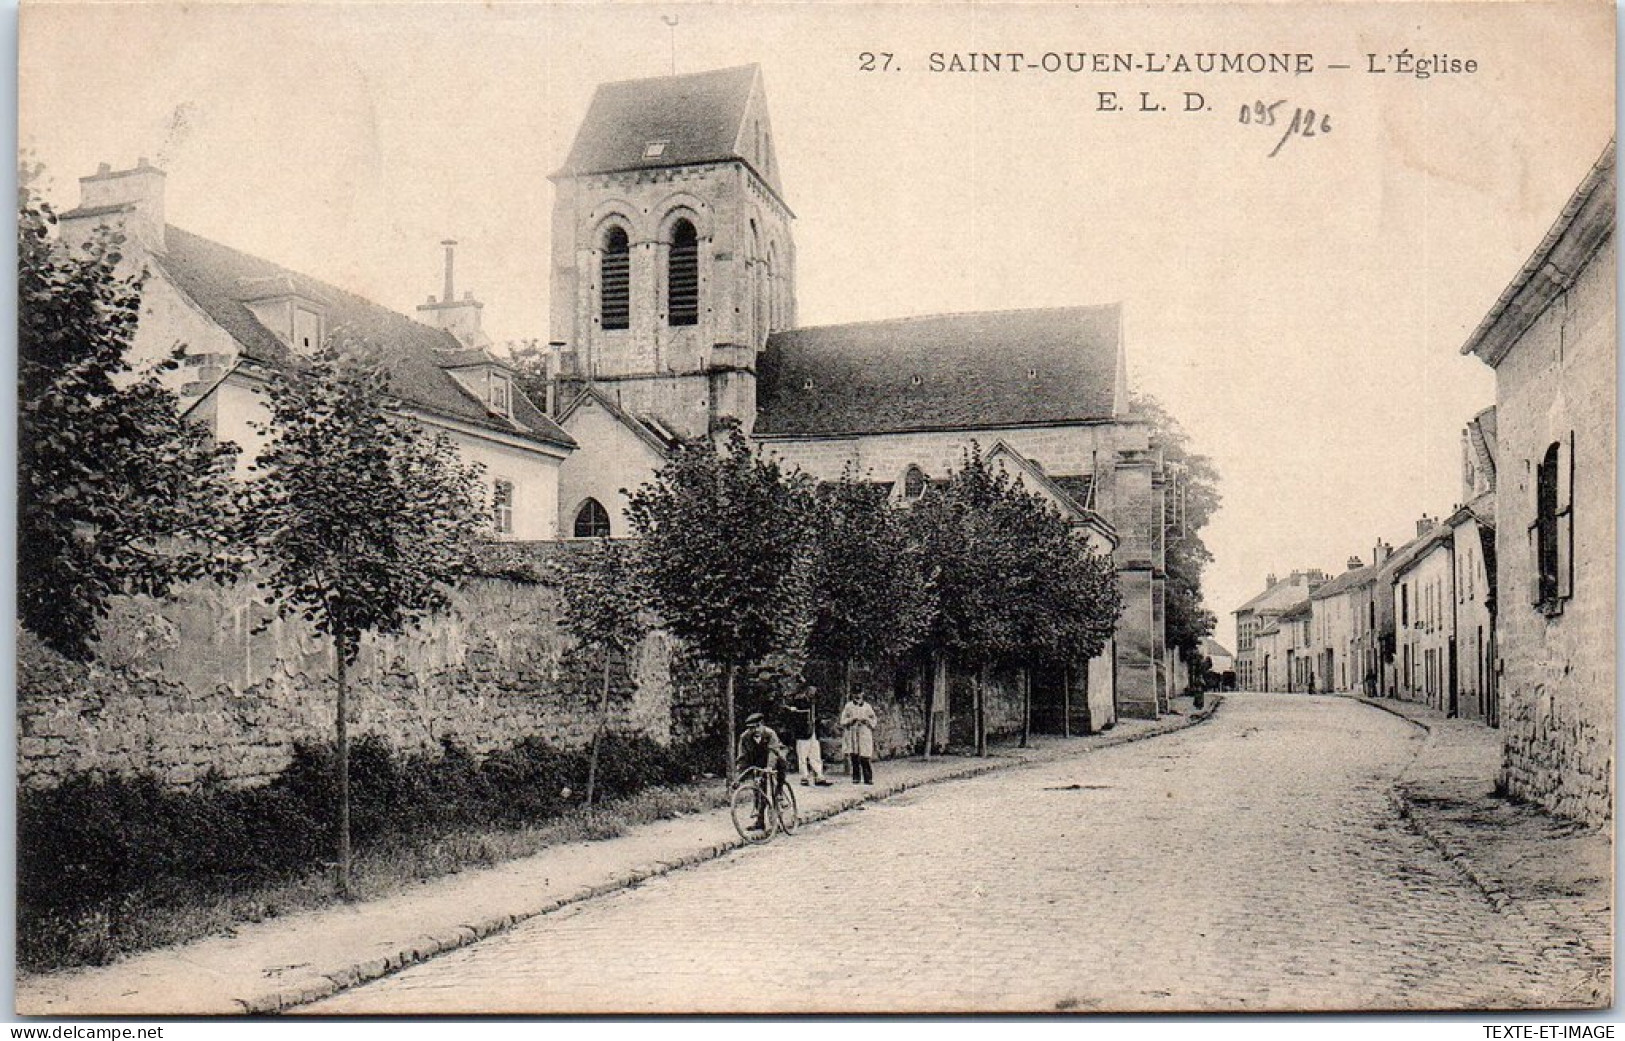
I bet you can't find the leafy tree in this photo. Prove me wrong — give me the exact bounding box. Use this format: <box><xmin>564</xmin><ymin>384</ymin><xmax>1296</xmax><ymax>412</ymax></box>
<box><xmin>558</xmin><ymin>538</ymin><xmax>649</xmax><ymax>806</ymax></box>
<box><xmin>1007</xmin><ymin>496</ymin><xmax>1123</xmax><ymax>742</ymax></box>
<box><xmin>907</xmin><ymin>446</ymin><xmax>1031</xmax><ymax>755</ymax></box>
<box><xmin>18</xmin><ymin>173</ymin><xmax>240</xmax><ymax>660</ymax></box>
<box><xmin>1132</xmin><ymin>393</ymin><xmax>1222</xmax><ymax>674</ymax></box>
<box><xmin>244</xmin><ymin>346</ymin><xmax>486</xmax><ymax>896</ymax></box>
<box><xmin>625</xmin><ymin>425</ymin><xmax>817</xmax><ymax>784</ymax></box>
<box><xmin>808</xmin><ymin>470</ymin><xmax>931</xmax><ymax>699</ymax></box>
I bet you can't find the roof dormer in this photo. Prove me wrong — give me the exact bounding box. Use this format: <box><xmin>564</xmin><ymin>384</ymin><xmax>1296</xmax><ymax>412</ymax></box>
<box><xmin>236</xmin><ymin>275</ymin><xmax>329</xmax><ymax>355</ymax></box>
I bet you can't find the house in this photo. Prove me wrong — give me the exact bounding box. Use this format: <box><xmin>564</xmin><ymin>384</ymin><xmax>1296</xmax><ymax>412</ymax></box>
<box><xmin>1461</xmin><ymin>140</ymin><xmax>1614</xmax><ymax>826</ymax></box>
<box><xmin>1202</xmin><ymin>636</ymin><xmax>1235</xmax><ymax>687</ymax></box>
<box><xmin>56</xmin><ymin>161</ymin><xmax>577</xmax><ymax>540</ymax></box>
<box><xmin>1447</xmin><ymin>407</ymin><xmax>1499</xmax><ymax>725</ymax></box>
<box><xmin>1308</xmin><ymin>554</ymin><xmax>1380</xmax><ymax>694</ymax></box>
<box><xmin>1232</xmin><ymin>570</ymin><xmax>1329</xmax><ymax>690</ymax></box>
<box><xmin>545</xmin><ymin>64</ymin><xmax>1171</xmax><ymax>723</ymax></box>
<box><xmin>1278</xmin><ymin>599</ymin><xmax>1316</xmax><ymax>692</ymax></box>
<box><xmin>1389</xmin><ymin>518</ymin><xmax>1454</xmax><ymax>710</ymax></box>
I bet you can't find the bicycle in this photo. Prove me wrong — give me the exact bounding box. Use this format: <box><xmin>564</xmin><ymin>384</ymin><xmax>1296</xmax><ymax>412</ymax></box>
<box><xmin>729</xmin><ymin>765</ymin><xmax>798</xmax><ymax>843</ymax></box>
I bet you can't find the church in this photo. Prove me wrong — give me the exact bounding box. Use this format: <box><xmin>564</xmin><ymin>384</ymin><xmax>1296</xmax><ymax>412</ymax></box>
<box><xmin>546</xmin><ymin>64</ymin><xmax>1174</xmax><ymax>722</ymax></box>
<box><xmin>54</xmin><ymin>63</ymin><xmax>1175</xmax><ymax>728</ymax></box>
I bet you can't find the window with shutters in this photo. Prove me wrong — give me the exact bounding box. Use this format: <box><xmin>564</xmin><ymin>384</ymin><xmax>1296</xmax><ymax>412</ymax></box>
<box><xmin>668</xmin><ymin>219</ymin><xmax>699</xmax><ymax>326</ymax></box>
<box><xmin>574</xmin><ymin>498</ymin><xmax>612</xmax><ymax>539</ymax></box>
<box><xmin>492</xmin><ymin>480</ymin><xmax>514</xmax><ymax>535</ymax></box>
<box><xmin>1531</xmin><ymin>435</ymin><xmax>1574</xmax><ymax>612</ymax></box>
<box><xmin>600</xmin><ymin>226</ymin><xmax>630</xmax><ymax>330</ymax></box>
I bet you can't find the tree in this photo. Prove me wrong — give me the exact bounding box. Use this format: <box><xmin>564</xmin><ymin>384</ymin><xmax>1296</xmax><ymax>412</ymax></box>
<box><xmin>558</xmin><ymin>538</ymin><xmax>649</xmax><ymax>806</ymax></box>
<box><xmin>907</xmin><ymin>446</ymin><xmax>1031</xmax><ymax>756</ymax></box>
<box><xmin>1133</xmin><ymin>393</ymin><xmax>1222</xmax><ymax>671</ymax></box>
<box><xmin>18</xmin><ymin>173</ymin><xmax>240</xmax><ymax>660</ymax></box>
<box><xmin>244</xmin><ymin>345</ymin><xmax>486</xmax><ymax>896</ymax></box>
<box><xmin>808</xmin><ymin>470</ymin><xmax>931</xmax><ymax>699</ymax></box>
<box><xmin>625</xmin><ymin>425</ymin><xmax>817</xmax><ymax>784</ymax></box>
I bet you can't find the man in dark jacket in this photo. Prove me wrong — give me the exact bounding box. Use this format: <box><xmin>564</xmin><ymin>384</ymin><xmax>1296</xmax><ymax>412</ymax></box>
<box><xmin>783</xmin><ymin>685</ymin><xmax>833</xmax><ymax>787</ymax></box>
<box><xmin>735</xmin><ymin>711</ymin><xmax>789</xmax><ymax>830</ymax></box>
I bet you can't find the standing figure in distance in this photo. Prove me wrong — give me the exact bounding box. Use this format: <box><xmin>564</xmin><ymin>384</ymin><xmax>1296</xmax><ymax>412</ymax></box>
<box><xmin>840</xmin><ymin>689</ymin><xmax>877</xmax><ymax>786</ymax></box>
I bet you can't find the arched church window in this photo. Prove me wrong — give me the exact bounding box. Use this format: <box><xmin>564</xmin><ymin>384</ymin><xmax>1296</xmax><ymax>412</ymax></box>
<box><xmin>668</xmin><ymin>219</ymin><xmax>699</xmax><ymax>327</ymax></box>
<box><xmin>903</xmin><ymin>466</ymin><xmax>927</xmax><ymax>499</ymax></box>
<box><xmin>574</xmin><ymin>498</ymin><xmax>612</xmax><ymax>539</ymax></box>
<box><xmin>600</xmin><ymin>226</ymin><xmax>630</xmax><ymax>331</ymax></box>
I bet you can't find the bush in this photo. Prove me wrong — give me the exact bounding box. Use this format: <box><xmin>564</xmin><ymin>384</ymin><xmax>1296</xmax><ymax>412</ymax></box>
<box><xmin>17</xmin><ymin>729</ymin><xmax>717</xmax><ymax>970</ymax></box>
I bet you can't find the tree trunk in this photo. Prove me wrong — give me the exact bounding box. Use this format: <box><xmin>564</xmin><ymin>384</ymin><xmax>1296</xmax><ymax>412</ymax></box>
<box><xmin>1020</xmin><ymin>667</ymin><xmax>1031</xmax><ymax>748</ymax></box>
<box><xmin>724</xmin><ymin>664</ymin><xmax>737</xmax><ymax>787</ymax></box>
<box><xmin>924</xmin><ymin>654</ymin><xmax>936</xmax><ymax>760</ymax></box>
<box><xmin>1062</xmin><ymin>665</ymin><xmax>1071</xmax><ymax>739</ymax></box>
<box><xmin>585</xmin><ymin>651</ymin><xmax>610</xmax><ymax>807</ymax></box>
<box><xmin>336</xmin><ymin>640</ymin><xmax>352</xmax><ymax>900</ymax></box>
<box><xmin>968</xmin><ymin>665</ymin><xmax>981</xmax><ymax>753</ymax></box>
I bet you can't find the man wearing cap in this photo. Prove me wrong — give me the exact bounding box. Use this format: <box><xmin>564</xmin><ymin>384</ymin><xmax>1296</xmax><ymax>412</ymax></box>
<box><xmin>735</xmin><ymin>711</ymin><xmax>789</xmax><ymax>828</ymax></box>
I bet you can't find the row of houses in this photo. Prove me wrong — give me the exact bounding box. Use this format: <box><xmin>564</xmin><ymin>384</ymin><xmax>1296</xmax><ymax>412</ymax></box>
<box><xmin>1234</xmin><ymin>141</ymin><xmax>1615</xmax><ymax>828</ymax></box>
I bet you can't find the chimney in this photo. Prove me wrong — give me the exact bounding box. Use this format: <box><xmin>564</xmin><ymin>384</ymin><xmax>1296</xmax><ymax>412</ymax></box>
<box><xmin>1415</xmin><ymin>514</ymin><xmax>1436</xmax><ymax>538</ymax></box>
<box><xmin>416</xmin><ymin>240</ymin><xmax>491</xmax><ymax>349</ymax></box>
<box><xmin>1347</xmin><ymin>555</ymin><xmax>1364</xmax><ymax>572</ymax></box>
<box><xmin>1265</xmin><ymin>572</ymin><xmax>1278</xmax><ymax>588</ymax></box>
<box><xmin>60</xmin><ymin>158</ymin><xmax>167</xmax><ymax>254</ymax></box>
<box><xmin>1373</xmin><ymin>539</ymin><xmax>1393</xmax><ymax>564</ymax></box>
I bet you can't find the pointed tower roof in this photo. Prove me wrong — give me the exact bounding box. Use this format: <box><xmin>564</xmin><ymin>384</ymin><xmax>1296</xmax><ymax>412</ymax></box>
<box><xmin>558</xmin><ymin>64</ymin><xmax>784</xmax><ymax>196</ymax></box>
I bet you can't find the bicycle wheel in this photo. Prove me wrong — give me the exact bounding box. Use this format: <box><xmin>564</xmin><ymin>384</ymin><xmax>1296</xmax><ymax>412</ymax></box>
<box><xmin>730</xmin><ymin>781</ymin><xmax>772</xmax><ymax>844</ymax></box>
<box><xmin>773</xmin><ymin>779</ymin><xmax>798</xmax><ymax>835</ymax></box>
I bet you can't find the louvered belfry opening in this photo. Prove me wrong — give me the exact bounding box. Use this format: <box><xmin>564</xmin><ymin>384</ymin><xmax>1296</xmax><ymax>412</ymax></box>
<box><xmin>601</xmin><ymin>225</ymin><xmax>630</xmax><ymax>330</ymax></box>
<box><xmin>668</xmin><ymin>219</ymin><xmax>699</xmax><ymax>326</ymax></box>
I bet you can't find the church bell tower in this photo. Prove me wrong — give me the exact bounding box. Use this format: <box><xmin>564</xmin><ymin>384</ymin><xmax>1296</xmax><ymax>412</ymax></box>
<box><xmin>548</xmin><ymin>63</ymin><xmax>796</xmax><ymax>438</ymax></box>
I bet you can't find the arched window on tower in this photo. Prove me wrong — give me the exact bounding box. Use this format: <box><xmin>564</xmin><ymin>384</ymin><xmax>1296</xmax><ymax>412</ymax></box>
<box><xmin>668</xmin><ymin>219</ymin><xmax>699</xmax><ymax>327</ymax></box>
<box><xmin>574</xmin><ymin>498</ymin><xmax>612</xmax><ymax>539</ymax></box>
<box><xmin>600</xmin><ymin>226</ymin><xmax>630</xmax><ymax>331</ymax></box>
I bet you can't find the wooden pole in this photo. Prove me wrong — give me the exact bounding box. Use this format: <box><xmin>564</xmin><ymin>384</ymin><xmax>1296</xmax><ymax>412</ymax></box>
<box><xmin>975</xmin><ymin>664</ymin><xmax>988</xmax><ymax>757</ymax></box>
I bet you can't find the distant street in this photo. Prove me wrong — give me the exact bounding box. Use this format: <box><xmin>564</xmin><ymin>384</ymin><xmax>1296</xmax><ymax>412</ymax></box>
<box><xmin>307</xmin><ymin>694</ymin><xmax>1596</xmax><ymax>1014</ymax></box>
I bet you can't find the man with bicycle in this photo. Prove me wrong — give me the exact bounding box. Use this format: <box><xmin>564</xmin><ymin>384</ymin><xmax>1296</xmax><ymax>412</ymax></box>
<box><xmin>736</xmin><ymin>711</ymin><xmax>789</xmax><ymax>831</ymax></box>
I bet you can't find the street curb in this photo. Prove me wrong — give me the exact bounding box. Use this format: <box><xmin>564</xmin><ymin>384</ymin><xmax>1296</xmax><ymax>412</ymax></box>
<box><xmin>243</xmin><ymin>697</ymin><xmax>1223</xmax><ymax>1015</ymax></box>
<box><xmin>1347</xmin><ymin>697</ymin><xmax>1516</xmax><ymax>913</ymax></box>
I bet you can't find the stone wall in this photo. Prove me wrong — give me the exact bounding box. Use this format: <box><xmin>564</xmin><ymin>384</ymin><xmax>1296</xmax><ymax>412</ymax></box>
<box><xmin>17</xmin><ymin>569</ymin><xmax>711</xmax><ymax>791</ymax></box>
<box><xmin>1492</xmin><ymin>235</ymin><xmax>1615</xmax><ymax>828</ymax></box>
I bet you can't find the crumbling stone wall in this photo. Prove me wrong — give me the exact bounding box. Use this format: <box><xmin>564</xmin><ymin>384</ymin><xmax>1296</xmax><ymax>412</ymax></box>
<box><xmin>17</xmin><ymin>571</ymin><xmax>705</xmax><ymax>791</ymax></box>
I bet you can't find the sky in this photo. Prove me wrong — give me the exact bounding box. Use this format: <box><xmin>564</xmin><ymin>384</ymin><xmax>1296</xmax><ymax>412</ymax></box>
<box><xmin>19</xmin><ymin>2</ymin><xmax>1616</xmax><ymax>651</ymax></box>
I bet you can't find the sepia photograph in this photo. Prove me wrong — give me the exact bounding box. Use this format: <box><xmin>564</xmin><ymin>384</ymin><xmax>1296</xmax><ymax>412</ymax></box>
<box><xmin>13</xmin><ymin>0</ymin><xmax>1616</xmax><ymax>1017</ymax></box>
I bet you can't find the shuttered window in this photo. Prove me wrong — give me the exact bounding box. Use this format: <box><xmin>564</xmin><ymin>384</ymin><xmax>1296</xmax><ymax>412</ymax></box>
<box><xmin>1532</xmin><ymin>435</ymin><xmax>1575</xmax><ymax>609</ymax></box>
<box><xmin>492</xmin><ymin>480</ymin><xmax>514</xmax><ymax>535</ymax></box>
<box><xmin>668</xmin><ymin>219</ymin><xmax>699</xmax><ymax>327</ymax></box>
<box><xmin>601</xmin><ymin>226</ymin><xmax>630</xmax><ymax>330</ymax></box>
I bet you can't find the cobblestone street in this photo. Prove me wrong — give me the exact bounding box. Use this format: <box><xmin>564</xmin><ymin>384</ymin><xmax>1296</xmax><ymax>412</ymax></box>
<box><xmin>306</xmin><ymin>694</ymin><xmax>1602</xmax><ymax>1014</ymax></box>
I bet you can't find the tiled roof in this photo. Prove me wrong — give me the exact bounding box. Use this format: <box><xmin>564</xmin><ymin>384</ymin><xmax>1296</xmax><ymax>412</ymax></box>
<box><xmin>156</xmin><ymin>226</ymin><xmax>573</xmax><ymax>450</ymax></box>
<box><xmin>555</xmin><ymin>382</ymin><xmax>678</xmax><ymax>458</ymax></box>
<box><xmin>1235</xmin><ymin>577</ymin><xmax>1318</xmax><ymax>616</ymax></box>
<box><xmin>755</xmin><ymin>305</ymin><xmax>1124</xmax><ymax>437</ymax></box>
<box><xmin>1202</xmin><ymin>637</ymin><xmax>1233</xmax><ymax>660</ymax></box>
<box><xmin>1383</xmin><ymin>525</ymin><xmax>1452</xmax><ymax>581</ymax></box>
<box><xmin>1310</xmin><ymin>563</ymin><xmax>1378</xmax><ymax>601</ymax></box>
<box><xmin>1279</xmin><ymin>598</ymin><xmax>1312</xmax><ymax>621</ymax></box>
<box><xmin>559</xmin><ymin>65</ymin><xmax>780</xmax><ymax>194</ymax></box>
